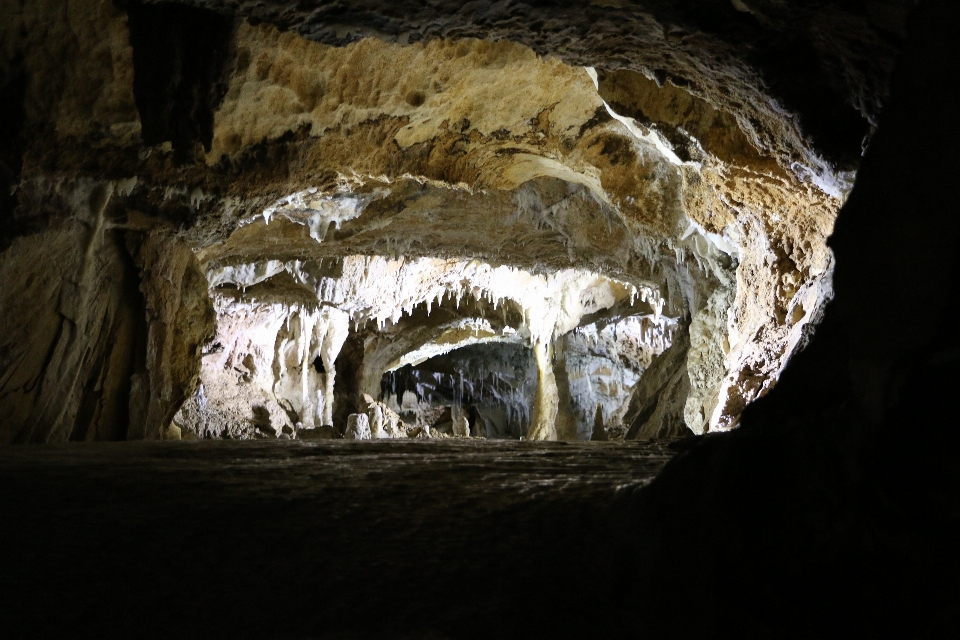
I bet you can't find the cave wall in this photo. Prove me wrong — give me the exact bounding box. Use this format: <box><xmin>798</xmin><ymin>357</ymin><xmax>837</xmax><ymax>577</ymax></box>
<box><xmin>626</xmin><ymin>1</ymin><xmax>960</xmax><ymax>635</ymax></box>
<box><xmin>0</xmin><ymin>183</ymin><xmax>214</xmax><ymax>443</ymax></box>
<box><xmin>0</xmin><ymin>2</ymin><xmax>217</xmax><ymax>443</ymax></box>
<box><xmin>0</xmin><ymin>208</ymin><xmax>144</xmax><ymax>443</ymax></box>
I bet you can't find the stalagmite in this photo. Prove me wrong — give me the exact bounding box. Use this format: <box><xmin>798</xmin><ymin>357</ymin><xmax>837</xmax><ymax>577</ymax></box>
<box><xmin>368</xmin><ymin>403</ymin><xmax>385</xmax><ymax>439</ymax></box>
<box><xmin>590</xmin><ymin>405</ymin><xmax>608</xmax><ymax>441</ymax></box>
<box><xmin>344</xmin><ymin>413</ymin><xmax>371</xmax><ymax>440</ymax></box>
<box><xmin>320</xmin><ymin>310</ymin><xmax>350</xmax><ymax>427</ymax></box>
<box><xmin>527</xmin><ymin>341</ymin><xmax>559</xmax><ymax>441</ymax></box>
<box><xmin>452</xmin><ymin>413</ymin><xmax>470</xmax><ymax>438</ymax></box>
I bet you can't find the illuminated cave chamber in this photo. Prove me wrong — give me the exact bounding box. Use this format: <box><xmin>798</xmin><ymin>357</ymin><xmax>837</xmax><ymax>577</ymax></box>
<box><xmin>150</xmin><ymin>19</ymin><xmax>845</xmax><ymax>444</ymax></box>
<box><xmin>152</xmin><ymin>15</ymin><xmax>846</xmax><ymax>443</ymax></box>
<box><xmin>382</xmin><ymin>315</ymin><xmax>673</xmax><ymax>439</ymax></box>
<box><xmin>174</xmin><ymin>251</ymin><xmax>677</xmax><ymax>441</ymax></box>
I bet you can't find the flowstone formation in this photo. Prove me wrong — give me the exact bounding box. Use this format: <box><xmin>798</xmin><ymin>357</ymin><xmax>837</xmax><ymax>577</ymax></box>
<box><xmin>0</xmin><ymin>0</ymin><xmax>908</xmax><ymax>444</ymax></box>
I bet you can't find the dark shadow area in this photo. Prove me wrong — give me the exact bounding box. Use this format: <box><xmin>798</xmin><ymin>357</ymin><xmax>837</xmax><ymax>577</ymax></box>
<box><xmin>0</xmin><ymin>58</ymin><xmax>27</xmax><ymax>248</ymax></box>
<box><xmin>121</xmin><ymin>0</ymin><xmax>235</xmax><ymax>161</ymax></box>
<box><xmin>332</xmin><ymin>331</ymin><xmax>365</xmax><ymax>430</ymax></box>
<box><xmin>0</xmin><ymin>440</ymin><xmax>674</xmax><ymax>639</ymax></box>
<box><xmin>623</xmin><ymin>1</ymin><xmax>960</xmax><ymax>637</ymax></box>
<box><xmin>381</xmin><ymin>342</ymin><xmax>536</xmax><ymax>439</ymax></box>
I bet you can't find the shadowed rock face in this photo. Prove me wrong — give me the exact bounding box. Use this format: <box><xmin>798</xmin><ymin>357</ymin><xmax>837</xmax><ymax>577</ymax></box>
<box><xmin>124</xmin><ymin>0</ymin><xmax>235</xmax><ymax>159</ymax></box>
<box><xmin>1</xmin><ymin>0</ymin><xmax>899</xmax><ymax>443</ymax></box>
<box><xmin>629</xmin><ymin>1</ymin><xmax>960</xmax><ymax>636</ymax></box>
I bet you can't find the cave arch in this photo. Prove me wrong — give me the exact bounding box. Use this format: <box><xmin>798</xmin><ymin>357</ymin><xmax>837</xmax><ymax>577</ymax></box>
<box><xmin>181</xmin><ymin>248</ymin><xmax>676</xmax><ymax>440</ymax></box>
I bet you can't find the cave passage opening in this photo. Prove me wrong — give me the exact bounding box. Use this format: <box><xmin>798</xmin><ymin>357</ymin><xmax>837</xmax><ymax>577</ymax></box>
<box><xmin>376</xmin><ymin>311</ymin><xmax>673</xmax><ymax>441</ymax></box>
<box><xmin>380</xmin><ymin>342</ymin><xmax>537</xmax><ymax>439</ymax></box>
<box><xmin>173</xmin><ymin>252</ymin><xmax>677</xmax><ymax>442</ymax></box>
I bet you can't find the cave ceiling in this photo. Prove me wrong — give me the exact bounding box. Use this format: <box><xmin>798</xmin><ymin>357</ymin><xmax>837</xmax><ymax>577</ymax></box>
<box><xmin>0</xmin><ymin>0</ymin><xmax>914</xmax><ymax>443</ymax></box>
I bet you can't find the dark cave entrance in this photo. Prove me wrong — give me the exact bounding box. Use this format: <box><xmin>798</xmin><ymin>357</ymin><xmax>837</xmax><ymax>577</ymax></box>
<box><xmin>380</xmin><ymin>342</ymin><xmax>537</xmax><ymax>439</ymax></box>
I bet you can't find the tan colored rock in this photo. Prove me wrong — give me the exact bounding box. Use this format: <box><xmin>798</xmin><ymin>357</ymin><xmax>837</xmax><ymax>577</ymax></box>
<box><xmin>0</xmin><ymin>182</ymin><xmax>214</xmax><ymax>443</ymax></box>
<box><xmin>1</xmin><ymin>0</ymin><xmax>140</xmax><ymax>143</ymax></box>
<box><xmin>1</xmin><ymin>3</ymin><xmax>863</xmax><ymax>440</ymax></box>
<box><xmin>452</xmin><ymin>413</ymin><xmax>470</xmax><ymax>438</ymax></box>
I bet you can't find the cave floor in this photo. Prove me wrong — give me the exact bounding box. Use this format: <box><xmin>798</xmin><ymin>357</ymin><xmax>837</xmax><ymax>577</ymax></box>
<box><xmin>0</xmin><ymin>439</ymin><xmax>677</xmax><ymax>639</ymax></box>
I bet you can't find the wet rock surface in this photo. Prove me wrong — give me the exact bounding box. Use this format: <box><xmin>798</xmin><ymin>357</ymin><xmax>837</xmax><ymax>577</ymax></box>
<box><xmin>0</xmin><ymin>438</ymin><xmax>675</xmax><ymax>638</ymax></box>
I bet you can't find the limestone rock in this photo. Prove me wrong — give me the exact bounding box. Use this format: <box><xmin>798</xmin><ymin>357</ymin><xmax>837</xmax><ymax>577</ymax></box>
<box><xmin>344</xmin><ymin>413</ymin><xmax>371</xmax><ymax>440</ymax></box>
<box><xmin>0</xmin><ymin>0</ymin><xmax>909</xmax><ymax>442</ymax></box>
<box><xmin>452</xmin><ymin>414</ymin><xmax>470</xmax><ymax>438</ymax></box>
<box><xmin>625</xmin><ymin>323</ymin><xmax>692</xmax><ymax>441</ymax></box>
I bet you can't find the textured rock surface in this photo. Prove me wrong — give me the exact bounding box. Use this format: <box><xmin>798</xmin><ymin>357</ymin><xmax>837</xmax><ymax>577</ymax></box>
<box><xmin>155</xmin><ymin>0</ymin><xmax>906</xmax><ymax>173</ymax></box>
<box><xmin>0</xmin><ymin>187</ymin><xmax>214</xmax><ymax>443</ymax></box>
<box><xmin>623</xmin><ymin>321</ymin><xmax>692</xmax><ymax>440</ymax></box>
<box><xmin>0</xmin><ymin>0</ymin><xmax>907</xmax><ymax>442</ymax></box>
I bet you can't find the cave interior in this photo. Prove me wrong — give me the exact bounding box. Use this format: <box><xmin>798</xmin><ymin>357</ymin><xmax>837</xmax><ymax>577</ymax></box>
<box><xmin>1</xmin><ymin>0</ymin><xmax>959</xmax><ymax>637</ymax></box>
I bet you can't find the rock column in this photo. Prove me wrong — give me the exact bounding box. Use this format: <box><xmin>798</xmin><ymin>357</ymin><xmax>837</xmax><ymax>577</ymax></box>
<box><xmin>526</xmin><ymin>340</ymin><xmax>558</xmax><ymax>441</ymax></box>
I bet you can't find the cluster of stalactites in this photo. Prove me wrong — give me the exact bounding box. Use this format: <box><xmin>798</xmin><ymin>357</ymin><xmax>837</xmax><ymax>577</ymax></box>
<box><xmin>200</xmin><ymin>253</ymin><xmax>680</xmax><ymax>440</ymax></box>
<box><xmin>207</xmin><ymin>255</ymin><xmax>667</xmax><ymax>349</ymax></box>
<box><xmin>572</xmin><ymin>314</ymin><xmax>677</xmax><ymax>356</ymax></box>
<box><xmin>209</xmin><ymin>296</ymin><xmax>350</xmax><ymax>428</ymax></box>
